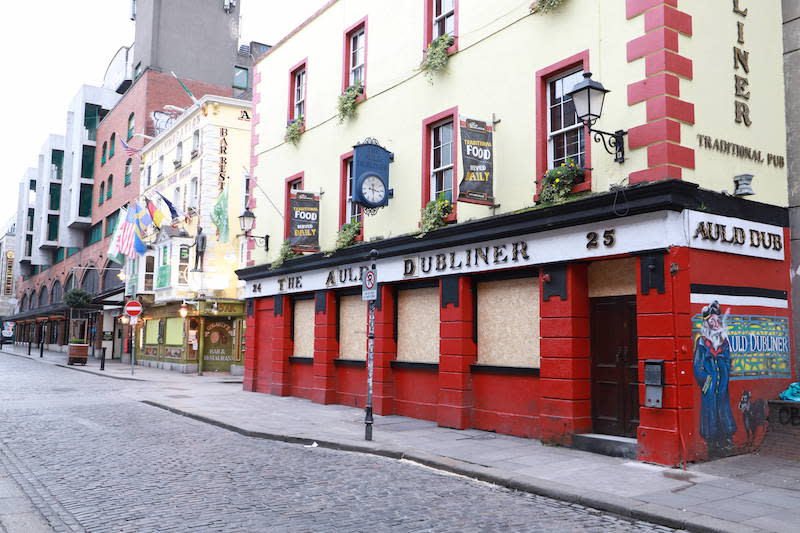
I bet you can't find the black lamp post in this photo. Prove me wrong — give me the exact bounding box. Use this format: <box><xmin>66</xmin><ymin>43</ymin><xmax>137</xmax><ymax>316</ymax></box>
<box><xmin>237</xmin><ymin>209</ymin><xmax>269</xmax><ymax>252</ymax></box>
<box><xmin>566</xmin><ymin>72</ymin><xmax>627</xmax><ymax>164</ymax></box>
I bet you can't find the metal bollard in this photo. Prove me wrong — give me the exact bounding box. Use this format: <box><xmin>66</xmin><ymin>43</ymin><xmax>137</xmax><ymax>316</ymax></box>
<box><xmin>39</xmin><ymin>339</ymin><xmax>43</xmax><ymax>358</ymax></box>
<box><xmin>100</xmin><ymin>347</ymin><xmax>107</xmax><ymax>371</ymax></box>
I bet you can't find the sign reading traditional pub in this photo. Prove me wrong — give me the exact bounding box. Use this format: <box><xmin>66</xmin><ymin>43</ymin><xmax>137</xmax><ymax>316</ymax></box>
<box><xmin>289</xmin><ymin>191</ymin><xmax>320</xmax><ymax>252</ymax></box>
<box><xmin>458</xmin><ymin>117</ymin><xmax>494</xmax><ymax>205</ymax></box>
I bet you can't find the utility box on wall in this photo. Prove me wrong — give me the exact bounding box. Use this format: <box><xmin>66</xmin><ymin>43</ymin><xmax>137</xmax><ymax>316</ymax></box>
<box><xmin>644</xmin><ymin>359</ymin><xmax>665</xmax><ymax>408</ymax></box>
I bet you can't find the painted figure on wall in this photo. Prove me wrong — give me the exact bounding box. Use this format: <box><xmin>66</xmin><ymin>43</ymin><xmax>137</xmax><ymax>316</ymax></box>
<box><xmin>694</xmin><ymin>300</ymin><xmax>737</xmax><ymax>455</ymax></box>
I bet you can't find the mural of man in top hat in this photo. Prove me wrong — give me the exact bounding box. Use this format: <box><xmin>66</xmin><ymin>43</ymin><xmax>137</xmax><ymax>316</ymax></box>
<box><xmin>693</xmin><ymin>300</ymin><xmax>737</xmax><ymax>455</ymax></box>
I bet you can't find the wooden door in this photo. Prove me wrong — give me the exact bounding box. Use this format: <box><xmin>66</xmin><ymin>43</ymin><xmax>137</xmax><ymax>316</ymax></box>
<box><xmin>590</xmin><ymin>296</ymin><xmax>639</xmax><ymax>438</ymax></box>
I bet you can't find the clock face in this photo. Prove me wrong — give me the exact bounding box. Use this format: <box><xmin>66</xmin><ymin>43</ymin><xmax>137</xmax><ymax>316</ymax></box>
<box><xmin>360</xmin><ymin>174</ymin><xmax>386</xmax><ymax>206</ymax></box>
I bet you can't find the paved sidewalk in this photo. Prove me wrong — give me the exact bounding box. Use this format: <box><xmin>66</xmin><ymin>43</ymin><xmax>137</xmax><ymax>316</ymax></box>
<box><xmin>0</xmin><ymin>343</ymin><xmax>241</xmax><ymax>384</ymax></box>
<box><xmin>3</xmin><ymin>348</ymin><xmax>798</xmax><ymax>533</ymax></box>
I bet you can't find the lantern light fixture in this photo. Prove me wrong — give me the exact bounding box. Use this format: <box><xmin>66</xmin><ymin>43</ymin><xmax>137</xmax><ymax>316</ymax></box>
<box><xmin>237</xmin><ymin>209</ymin><xmax>270</xmax><ymax>252</ymax></box>
<box><xmin>565</xmin><ymin>72</ymin><xmax>627</xmax><ymax>164</ymax></box>
<box><xmin>179</xmin><ymin>303</ymin><xmax>189</xmax><ymax>318</ymax></box>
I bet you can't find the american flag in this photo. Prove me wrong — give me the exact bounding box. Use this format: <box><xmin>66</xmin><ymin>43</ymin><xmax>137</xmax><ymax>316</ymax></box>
<box><xmin>117</xmin><ymin>206</ymin><xmax>138</xmax><ymax>258</ymax></box>
<box><xmin>120</xmin><ymin>138</ymin><xmax>140</xmax><ymax>158</ymax></box>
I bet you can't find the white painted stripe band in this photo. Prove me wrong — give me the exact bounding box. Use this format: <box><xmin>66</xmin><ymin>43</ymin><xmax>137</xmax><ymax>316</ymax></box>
<box><xmin>690</xmin><ymin>293</ymin><xmax>788</xmax><ymax>309</ymax></box>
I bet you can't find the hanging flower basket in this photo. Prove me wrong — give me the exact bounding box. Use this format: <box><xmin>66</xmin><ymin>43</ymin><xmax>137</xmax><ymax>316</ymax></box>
<box><xmin>538</xmin><ymin>160</ymin><xmax>584</xmax><ymax>205</ymax></box>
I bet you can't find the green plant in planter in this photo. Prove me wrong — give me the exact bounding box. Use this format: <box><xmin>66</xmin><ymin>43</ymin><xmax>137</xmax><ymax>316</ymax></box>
<box><xmin>529</xmin><ymin>0</ymin><xmax>568</xmax><ymax>14</ymax></box>
<box><xmin>270</xmin><ymin>240</ymin><xmax>301</xmax><ymax>270</ymax></box>
<box><xmin>538</xmin><ymin>160</ymin><xmax>583</xmax><ymax>205</ymax></box>
<box><xmin>284</xmin><ymin>116</ymin><xmax>305</xmax><ymax>146</ymax></box>
<box><xmin>68</xmin><ymin>337</ymin><xmax>88</xmax><ymax>345</ymax></box>
<box><xmin>337</xmin><ymin>85</ymin><xmax>363</xmax><ymax>124</ymax></box>
<box><xmin>417</xmin><ymin>193</ymin><xmax>453</xmax><ymax>238</ymax></box>
<box><xmin>329</xmin><ymin>221</ymin><xmax>361</xmax><ymax>254</ymax></box>
<box><xmin>64</xmin><ymin>288</ymin><xmax>93</xmax><ymax>309</ymax></box>
<box><xmin>419</xmin><ymin>34</ymin><xmax>455</xmax><ymax>84</ymax></box>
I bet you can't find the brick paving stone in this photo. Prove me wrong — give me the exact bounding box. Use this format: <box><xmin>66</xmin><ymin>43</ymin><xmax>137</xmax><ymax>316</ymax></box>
<box><xmin>0</xmin><ymin>355</ymin><xmax>673</xmax><ymax>532</ymax></box>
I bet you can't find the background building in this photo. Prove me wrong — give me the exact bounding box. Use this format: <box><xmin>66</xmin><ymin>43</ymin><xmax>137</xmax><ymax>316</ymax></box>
<box><xmin>129</xmin><ymin>95</ymin><xmax>251</xmax><ymax>374</ymax></box>
<box><xmin>239</xmin><ymin>0</ymin><xmax>792</xmax><ymax>465</ymax></box>
<box><xmin>10</xmin><ymin>0</ymin><xmax>252</xmax><ymax>359</ymax></box>
<box><xmin>0</xmin><ymin>217</ymin><xmax>18</xmax><ymax>318</ymax></box>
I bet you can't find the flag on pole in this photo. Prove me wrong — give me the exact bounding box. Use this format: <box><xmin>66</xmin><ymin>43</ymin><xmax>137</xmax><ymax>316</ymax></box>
<box><xmin>120</xmin><ymin>138</ymin><xmax>140</xmax><ymax>158</ymax></box>
<box><xmin>107</xmin><ymin>206</ymin><xmax>130</xmax><ymax>263</ymax></box>
<box><xmin>171</xmin><ymin>71</ymin><xmax>200</xmax><ymax>106</ymax></box>
<box><xmin>145</xmin><ymin>197</ymin><xmax>167</xmax><ymax>229</ymax></box>
<box><xmin>132</xmin><ymin>203</ymin><xmax>151</xmax><ymax>254</ymax></box>
<box><xmin>156</xmin><ymin>191</ymin><xmax>182</xmax><ymax>221</ymax></box>
<box><xmin>210</xmin><ymin>189</ymin><xmax>229</xmax><ymax>243</ymax></box>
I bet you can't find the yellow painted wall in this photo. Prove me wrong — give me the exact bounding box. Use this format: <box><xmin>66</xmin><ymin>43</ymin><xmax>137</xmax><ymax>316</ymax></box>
<box><xmin>682</xmin><ymin>1</ymin><xmax>787</xmax><ymax>205</ymax></box>
<box><xmin>249</xmin><ymin>0</ymin><xmax>787</xmax><ymax>266</ymax></box>
<box><xmin>140</xmin><ymin>98</ymin><xmax>251</xmax><ymax>298</ymax></box>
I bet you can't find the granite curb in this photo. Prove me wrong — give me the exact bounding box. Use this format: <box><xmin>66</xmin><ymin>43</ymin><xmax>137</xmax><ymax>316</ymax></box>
<box><xmin>141</xmin><ymin>400</ymin><xmax>765</xmax><ymax>533</ymax></box>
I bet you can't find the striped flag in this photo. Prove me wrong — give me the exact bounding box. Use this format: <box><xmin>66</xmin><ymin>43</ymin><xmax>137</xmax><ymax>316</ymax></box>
<box><xmin>120</xmin><ymin>138</ymin><xmax>140</xmax><ymax>158</ymax></box>
<box><xmin>108</xmin><ymin>206</ymin><xmax>137</xmax><ymax>259</ymax></box>
<box><xmin>145</xmin><ymin>197</ymin><xmax>167</xmax><ymax>229</ymax></box>
<box><xmin>156</xmin><ymin>191</ymin><xmax>182</xmax><ymax>221</ymax></box>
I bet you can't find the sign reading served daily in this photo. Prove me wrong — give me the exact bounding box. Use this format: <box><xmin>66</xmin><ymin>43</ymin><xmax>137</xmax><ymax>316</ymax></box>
<box><xmin>289</xmin><ymin>191</ymin><xmax>320</xmax><ymax>252</ymax></box>
<box><xmin>458</xmin><ymin>117</ymin><xmax>494</xmax><ymax>205</ymax></box>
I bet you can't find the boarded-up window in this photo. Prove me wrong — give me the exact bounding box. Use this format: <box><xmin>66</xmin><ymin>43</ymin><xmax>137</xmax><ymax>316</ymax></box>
<box><xmin>165</xmin><ymin>317</ymin><xmax>183</xmax><ymax>346</ymax></box>
<box><xmin>292</xmin><ymin>299</ymin><xmax>315</xmax><ymax>358</ymax></box>
<box><xmin>477</xmin><ymin>278</ymin><xmax>540</xmax><ymax>367</ymax></box>
<box><xmin>338</xmin><ymin>295</ymin><xmax>366</xmax><ymax>361</ymax></box>
<box><xmin>396</xmin><ymin>287</ymin><xmax>439</xmax><ymax>363</ymax></box>
<box><xmin>145</xmin><ymin>319</ymin><xmax>159</xmax><ymax>345</ymax></box>
<box><xmin>588</xmin><ymin>258</ymin><xmax>636</xmax><ymax>298</ymax></box>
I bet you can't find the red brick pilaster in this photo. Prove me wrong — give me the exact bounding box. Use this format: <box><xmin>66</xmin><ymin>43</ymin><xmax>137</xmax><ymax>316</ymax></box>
<box><xmin>243</xmin><ymin>300</ymin><xmax>258</xmax><ymax>392</ymax></box>
<box><xmin>270</xmin><ymin>295</ymin><xmax>292</xmax><ymax>396</ymax></box>
<box><xmin>438</xmin><ymin>276</ymin><xmax>476</xmax><ymax>430</ymax></box>
<box><xmin>636</xmin><ymin>247</ymin><xmax>693</xmax><ymax>465</ymax></box>
<box><xmin>539</xmin><ymin>264</ymin><xmax>591</xmax><ymax>445</ymax></box>
<box><xmin>312</xmin><ymin>291</ymin><xmax>338</xmax><ymax>404</ymax></box>
<box><xmin>626</xmin><ymin>0</ymin><xmax>695</xmax><ymax>184</ymax></box>
<box><xmin>372</xmin><ymin>284</ymin><xmax>396</xmax><ymax>415</ymax></box>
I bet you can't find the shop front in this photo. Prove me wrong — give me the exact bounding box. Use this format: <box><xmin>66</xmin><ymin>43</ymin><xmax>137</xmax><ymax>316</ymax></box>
<box><xmin>135</xmin><ymin>299</ymin><xmax>245</xmax><ymax>374</ymax></box>
<box><xmin>237</xmin><ymin>180</ymin><xmax>793</xmax><ymax>465</ymax></box>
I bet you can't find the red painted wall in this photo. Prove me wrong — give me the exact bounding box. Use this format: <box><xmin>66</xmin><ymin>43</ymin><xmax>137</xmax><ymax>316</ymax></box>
<box><xmin>393</xmin><ymin>368</ymin><xmax>439</xmax><ymax>421</ymax></box>
<box><xmin>472</xmin><ymin>374</ymin><xmax>541</xmax><ymax>438</ymax></box>
<box><xmin>335</xmin><ymin>365</ymin><xmax>367</xmax><ymax>408</ymax></box>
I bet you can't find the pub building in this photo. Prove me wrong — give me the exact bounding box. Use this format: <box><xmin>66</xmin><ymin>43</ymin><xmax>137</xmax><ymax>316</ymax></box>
<box><xmin>237</xmin><ymin>0</ymin><xmax>792</xmax><ymax>464</ymax></box>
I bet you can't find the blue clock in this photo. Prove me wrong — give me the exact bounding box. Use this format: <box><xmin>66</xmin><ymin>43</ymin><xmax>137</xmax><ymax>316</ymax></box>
<box><xmin>352</xmin><ymin>140</ymin><xmax>393</xmax><ymax>208</ymax></box>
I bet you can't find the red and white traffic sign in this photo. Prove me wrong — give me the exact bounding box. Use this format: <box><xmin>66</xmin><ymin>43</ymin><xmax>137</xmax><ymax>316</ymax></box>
<box><xmin>124</xmin><ymin>300</ymin><xmax>143</xmax><ymax>317</ymax></box>
<box><xmin>362</xmin><ymin>268</ymin><xmax>377</xmax><ymax>301</ymax></box>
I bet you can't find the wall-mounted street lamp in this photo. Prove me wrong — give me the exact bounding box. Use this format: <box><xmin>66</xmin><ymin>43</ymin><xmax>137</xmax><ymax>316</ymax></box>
<box><xmin>119</xmin><ymin>314</ymin><xmax>130</xmax><ymax>325</ymax></box>
<box><xmin>237</xmin><ymin>209</ymin><xmax>270</xmax><ymax>252</ymax></box>
<box><xmin>179</xmin><ymin>303</ymin><xmax>189</xmax><ymax>318</ymax></box>
<box><xmin>566</xmin><ymin>72</ymin><xmax>627</xmax><ymax>164</ymax></box>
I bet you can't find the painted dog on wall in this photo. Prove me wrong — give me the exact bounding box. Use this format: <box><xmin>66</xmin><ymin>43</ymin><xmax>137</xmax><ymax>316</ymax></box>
<box><xmin>738</xmin><ymin>390</ymin><xmax>767</xmax><ymax>445</ymax></box>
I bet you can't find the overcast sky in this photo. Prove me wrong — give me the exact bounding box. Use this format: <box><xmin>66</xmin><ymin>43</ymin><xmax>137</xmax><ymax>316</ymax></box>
<box><xmin>0</xmin><ymin>0</ymin><xmax>327</xmax><ymax>228</ymax></box>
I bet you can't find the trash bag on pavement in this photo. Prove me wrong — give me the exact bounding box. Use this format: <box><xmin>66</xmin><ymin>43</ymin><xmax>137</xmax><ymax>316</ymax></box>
<box><xmin>779</xmin><ymin>382</ymin><xmax>800</xmax><ymax>401</ymax></box>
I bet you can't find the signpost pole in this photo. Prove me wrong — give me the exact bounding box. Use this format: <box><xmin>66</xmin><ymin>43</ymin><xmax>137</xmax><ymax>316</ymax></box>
<box><xmin>362</xmin><ymin>250</ymin><xmax>378</xmax><ymax>441</ymax></box>
<box><xmin>123</xmin><ymin>300</ymin><xmax>143</xmax><ymax>377</ymax></box>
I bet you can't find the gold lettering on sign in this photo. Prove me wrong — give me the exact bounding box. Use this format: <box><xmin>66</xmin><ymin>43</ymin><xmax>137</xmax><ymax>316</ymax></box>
<box><xmin>695</xmin><ymin>134</ymin><xmax>785</xmax><ymax>168</ymax></box>
<box><xmin>218</xmin><ymin>128</ymin><xmax>229</xmax><ymax>190</ymax></box>
<box><xmin>733</xmin><ymin>1</ymin><xmax>751</xmax><ymax>126</ymax></box>
<box><xmin>693</xmin><ymin>221</ymin><xmax>782</xmax><ymax>251</ymax></box>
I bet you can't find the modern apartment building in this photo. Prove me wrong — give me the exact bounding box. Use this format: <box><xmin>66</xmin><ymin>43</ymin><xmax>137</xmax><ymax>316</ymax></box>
<box><xmin>238</xmin><ymin>0</ymin><xmax>792</xmax><ymax>465</ymax></box>
<box><xmin>11</xmin><ymin>0</ymin><xmax>253</xmax><ymax>359</ymax></box>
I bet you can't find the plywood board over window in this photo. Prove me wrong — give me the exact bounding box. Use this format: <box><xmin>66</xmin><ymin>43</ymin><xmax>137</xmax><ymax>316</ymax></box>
<box><xmin>165</xmin><ymin>317</ymin><xmax>184</xmax><ymax>346</ymax></box>
<box><xmin>292</xmin><ymin>299</ymin><xmax>315</xmax><ymax>358</ymax></box>
<box><xmin>588</xmin><ymin>258</ymin><xmax>637</xmax><ymax>298</ymax></box>
<box><xmin>338</xmin><ymin>295</ymin><xmax>366</xmax><ymax>361</ymax></box>
<box><xmin>144</xmin><ymin>319</ymin><xmax>159</xmax><ymax>345</ymax></box>
<box><xmin>396</xmin><ymin>287</ymin><xmax>439</xmax><ymax>363</ymax></box>
<box><xmin>477</xmin><ymin>278</ymin><xmax>540</xmax><ymax>368</ymax></box>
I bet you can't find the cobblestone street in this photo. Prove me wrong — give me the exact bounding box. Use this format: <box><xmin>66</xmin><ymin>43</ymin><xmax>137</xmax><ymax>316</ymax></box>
<box><xmin>0</xmin><ymin>355</ymin><xmax>675</xmax><ymax>532</ymax></box>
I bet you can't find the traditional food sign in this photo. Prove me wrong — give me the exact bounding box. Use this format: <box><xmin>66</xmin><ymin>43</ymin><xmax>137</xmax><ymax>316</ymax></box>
<box><xmin>692</xmin><ymin>313</ymin><xmax>790</xmax><ymax>379</ymax></box>
<box><xmin>458</xmin><ymin>117</ymin><xmax>494</xmax><ymax>205</ymax></box>
<box><xmin>289</xmin><ymin>191</ymin><xmax>320</xmax><ymax>252</ymax></box>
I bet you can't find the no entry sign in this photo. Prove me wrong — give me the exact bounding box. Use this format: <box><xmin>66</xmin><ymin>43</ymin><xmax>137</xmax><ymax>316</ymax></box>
<box><xmin>362</xmin><ymin>268</ymin><xmax>377</xmax><ymax>301</ymax></box>
<box><xmin>124</xmin><ymin>300</ymin><xmax>143</xmax><ymax>317</ymax></box>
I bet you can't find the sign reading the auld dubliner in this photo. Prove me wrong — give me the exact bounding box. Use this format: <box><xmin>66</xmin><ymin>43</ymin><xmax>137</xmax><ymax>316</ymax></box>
<box><xmin>289</xmin><ymin>191</ymin><xmax>320</xmax><ymax>252</ymax></box>
<box><xmin>458</xmin><ymin>117</ymin><xmax>494</xmax><ymax>205</ymax></box>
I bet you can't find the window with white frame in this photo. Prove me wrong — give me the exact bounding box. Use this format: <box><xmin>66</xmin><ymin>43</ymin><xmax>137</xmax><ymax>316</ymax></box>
<box><xmin>157</xmin><ymin>156</ymin><xmax>164</xmax><ymax>179</ymax></box>
<box><xmin>191</xmin><ymin>129</ymin><xmax>200</xmax><ymax>156</ymax></box>
<box><xmin>430</xmin><ymin>119</ymin><xmax>454</xmax><ymax>203</ymax></box>
<box><xmin>344</xmin><ymin>158</ymin><xmax>362</xmax><ymax>226</ymax></box>
<box><xmin>189</xmin><ymin>177</ymin><xmax>198</xmax><ymax>210</ymax></box>
<box><xmin>144</xmin><ymin>255</ymin><xmax>155</xmax><ymax>291</ymax></box>
<box><xmin>432</xmin><ymin>0</ymin><xmax>455</xmax><ymax>40</ymax></box>
<box><xmin>146</xmin><ymin>165</ymin><xmax>152</xmax><ymax>187</ymax></box>
<box><xmin>292</xmin><ymin>68</ymin><xmax>306</xmax><ymax>119</ymax></box>
<box><xmin>173</xmin><ymin>186</ymin><xmax>181</xmax><ymax>213</ymax></box>
<box><xmin>348</xmin><ymin>28</ymin><xmax>365</xmax><ymax>88</ymax></box>
<box><xmin>174</xmin><ymin>142</ymin><xmax>183</xmax><ymax>166</ymax></box>
<box><xmin>547</xmin><ymin>69</ymin><xmax>586</xmax><ymax>177</ymax></box>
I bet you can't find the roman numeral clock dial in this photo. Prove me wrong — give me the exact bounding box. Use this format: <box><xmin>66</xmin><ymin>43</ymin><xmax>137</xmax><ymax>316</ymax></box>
<box><xmin>360</xmin><ymin>174</ymin><xmax>386</xmax><ymax>206</ymax></box>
